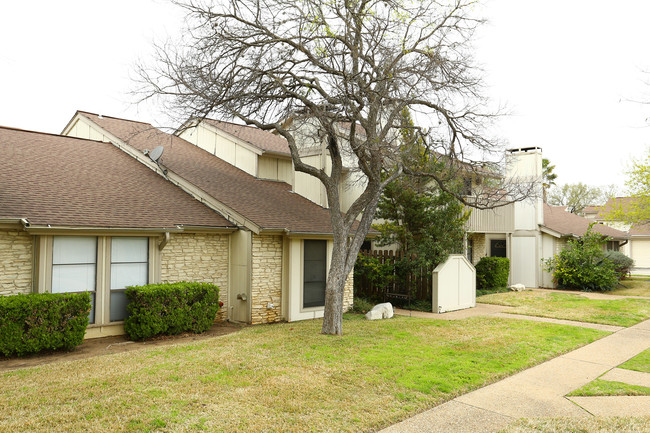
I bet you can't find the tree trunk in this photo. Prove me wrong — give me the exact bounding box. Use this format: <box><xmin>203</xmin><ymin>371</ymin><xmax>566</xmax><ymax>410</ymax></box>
<box><xmin>321</xmin><ymin>236</ymin><xmax>349</xmax><ymax>335</ymax></box>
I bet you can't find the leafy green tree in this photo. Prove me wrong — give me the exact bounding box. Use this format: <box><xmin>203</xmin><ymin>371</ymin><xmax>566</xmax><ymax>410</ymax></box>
<box><xmin>374</xmin><ymin>177</ymin><xmax>469</xmax><ymax>270</ymax></box>
<box><xmin>543</xmin><ymin>225</ymin><xmax>618</xmax><ymax>292</ymax></box>
<box><xmin>542</xmin><ymin>158</ymin><xmax>557</xmax><ymax>202</ymax></box>
<box><xmin>374</xmin><ymin>109</ymin><xmax>470</xmax><ymax>270</ymax></box>
<box><xmin>606</xmin><ymin>149</ymin><xmax>650</xmax><ymax>225</ymax></box>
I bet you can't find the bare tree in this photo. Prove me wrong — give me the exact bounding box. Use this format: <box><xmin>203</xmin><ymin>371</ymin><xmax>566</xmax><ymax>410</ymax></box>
<box><xmin>137</xmin><ymin>0</ymin><xmax>528</xmax><ymax>335</ymax></box>
<box><xmin>548</xmin><ymin>183</ymin><xmax>617</xmax><ymax>215</ymax></box>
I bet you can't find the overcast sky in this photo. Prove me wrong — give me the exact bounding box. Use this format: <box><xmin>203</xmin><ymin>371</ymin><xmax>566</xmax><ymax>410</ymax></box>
<box><xmin>1</xmin><ymin>0</ymin><xmax>649</xmax><ymax>192</ymax></box>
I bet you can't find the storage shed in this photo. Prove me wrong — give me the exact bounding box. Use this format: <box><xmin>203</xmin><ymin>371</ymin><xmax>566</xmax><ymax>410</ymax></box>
<box><xmin>432</xmin><ymin>254</ymin><xmax>476</xmax><ymax>313</ymax></box>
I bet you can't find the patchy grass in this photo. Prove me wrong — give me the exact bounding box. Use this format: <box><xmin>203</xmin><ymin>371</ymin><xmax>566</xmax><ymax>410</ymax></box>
<box><xmin>476</xmin><ymin>287</ymin><xmax>510</xmax><ymax>297</ymax></box>
<box><xmin>611</xmin><ymin>276</ymin><xmax>650</xmax><ymax>297</ymax></box>
<box><xmin>0</xmin><ymin>315</ymin><xmax>606</xmax><ymax>433</ymax></box>
<box><xmin>568</xmin><ymin>379</ymin><xmax>650</xmax><ymax>397</ymax></box>
<box><xmin>620</xmin><ymin>348</ymin><xmax>650</xmax><ymax>373</ymax></box>
<box><xmin>477</xmin><ymin>291</ymin><xmax>650</xmax><ymax>327</ymax></box>
<box><xmin>500</xmin><ymin>416</ymin><xmax>650</xmax><ymax>433</ymax></box>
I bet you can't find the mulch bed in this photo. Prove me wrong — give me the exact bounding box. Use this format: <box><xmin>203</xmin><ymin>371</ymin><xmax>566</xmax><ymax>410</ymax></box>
<box><xmin>0</xmin><ymin>322</ymin><xmax>243</xmax><ymax>372</ymax></box>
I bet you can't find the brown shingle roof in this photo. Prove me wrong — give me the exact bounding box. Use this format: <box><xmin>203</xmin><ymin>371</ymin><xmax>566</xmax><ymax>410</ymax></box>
<box><xmin>543</xmin><ymin>204</ymin><xmax>627</xmax><ymax>239</ymax></box>
<box><xmin>78</xmin><ymin>112</ymin><xmax>337</xmax><ymax>234</ymax></box>
<box><xmin>202</xmin><ymin>119</ymin><xmax>291</xmax><ymax>156</ymax></box>
<box><xmin>0</xmin><ymin>126</ymin><xmax>233</xmax><ymax>229</ymax></box>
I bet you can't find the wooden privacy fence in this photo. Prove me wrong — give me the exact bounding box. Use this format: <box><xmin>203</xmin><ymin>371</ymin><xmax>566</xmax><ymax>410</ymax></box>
<box><xmin>354</xmin><ymin>249</ymin><xmax>433</xmax><ymax>303</ymax></box>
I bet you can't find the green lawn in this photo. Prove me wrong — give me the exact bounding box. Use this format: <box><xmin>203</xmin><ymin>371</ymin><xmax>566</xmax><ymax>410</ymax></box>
<box><xmin>568</xmin><ymin>379</ymin><xmax>650</xmax><ymax>397</ymax></box>
<box><xmin>610</xmin><ymin>276</ymin><xmax>650</xmax><ymax>297</ymax></box>
<box><xmin>478</xmin><ymin>291</ymin><xmax>650</xmax><ymax>327</ymax></box>
<box><xmin>620</xmin><ymin>348</ymin><xmax>650</xmax><ymax>373</ymax></box>
<box><xmin>0</xmin><ymin>315</ymin><xmax>606</xmax><ymax>433</ymax></box>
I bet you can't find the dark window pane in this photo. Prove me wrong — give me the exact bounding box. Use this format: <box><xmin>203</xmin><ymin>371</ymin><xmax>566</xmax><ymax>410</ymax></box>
<box><xmin>303</xmin><ymin>240</ymin><xmax>326</xmax><ymax>308</ymax></box>
<box><xmin>110</xmin><ymin>290</ymin><xmax>129</xmax><ymax>322</ymax></box>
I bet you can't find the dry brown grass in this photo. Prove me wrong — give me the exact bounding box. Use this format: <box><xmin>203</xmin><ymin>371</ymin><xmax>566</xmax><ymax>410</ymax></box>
<box><xmin>500</xmin><ymin>417</ymin><xmax>650</xmax><ymax>433</ymax></box>
<box><xmin>611</xmin><ymin>277</ymin><xmax>650</xmax><ymax>297</ymax></box>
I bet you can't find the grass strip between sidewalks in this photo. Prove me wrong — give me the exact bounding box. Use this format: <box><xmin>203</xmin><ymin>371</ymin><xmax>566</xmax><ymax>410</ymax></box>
<box><xmin>568</xmin><ymin>379</ymin><xmax>650</xmax><ymax>397</ymax></box>
<box><xmin>478</xmin><ymin>291</ymin><xmax>650</xmax><ymax>327</ymax></box>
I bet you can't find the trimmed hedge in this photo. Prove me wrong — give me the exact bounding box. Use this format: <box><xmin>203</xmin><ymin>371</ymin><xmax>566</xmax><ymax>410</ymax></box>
<box><xmin>124</xmin><ymin>282</ymin><xmax>220</xmax><ymax>341</ymax></box>
<box><xmin>0</xmin><ymin>292</ymin><xmax>91</xmax><ymax>357</ymax></box>
<box><xmin>476</xmin><ymin>257</ymin><xmax>510</xmax><ymax>289</ymax></box>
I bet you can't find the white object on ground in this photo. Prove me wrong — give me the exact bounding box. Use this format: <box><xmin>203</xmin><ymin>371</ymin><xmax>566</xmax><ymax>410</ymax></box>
<box><xmin>365</xmin><ymin>302</ymin><xmax>394</xmax><ymax>320</ymax></box>
<box><xmin>509</xmin><ymin>283</ymin><xmax>526</xmax><ymax>291</ymax></box>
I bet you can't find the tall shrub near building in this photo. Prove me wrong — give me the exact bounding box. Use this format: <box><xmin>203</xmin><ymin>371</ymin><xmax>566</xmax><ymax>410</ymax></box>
<box><xmin>544</xmin><ymin>225</ymin><xmax>618</xmax><ymax>291</ymax></box>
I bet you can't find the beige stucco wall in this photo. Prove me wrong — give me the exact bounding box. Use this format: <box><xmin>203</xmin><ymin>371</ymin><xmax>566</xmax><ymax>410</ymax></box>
<box><xmin>0</xmin><ymin>229</ymin><xmax>33</xmax><ymax>296</ymax></box>
<box><xmin>251</xmin><ymin>234</ymin><xmax>283</xmax><ymax>324</ymax></box>
<box><xmin>160</xmin><ymin>232</ymin><xmax>229</xmax><ymax>321</ymax></box>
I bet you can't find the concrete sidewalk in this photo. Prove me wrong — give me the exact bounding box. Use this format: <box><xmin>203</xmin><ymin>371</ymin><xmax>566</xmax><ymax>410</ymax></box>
<box><xmin>379</xmin><ymin>319</ymin><xmax>650</xmax><ymax>433</ymax></box>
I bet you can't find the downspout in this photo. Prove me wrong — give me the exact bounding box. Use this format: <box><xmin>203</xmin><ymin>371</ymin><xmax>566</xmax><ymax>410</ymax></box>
<box><xmin>159</xmin><ymin>232</ymin><xmax>170</xmax><ymax>251</ymax></box>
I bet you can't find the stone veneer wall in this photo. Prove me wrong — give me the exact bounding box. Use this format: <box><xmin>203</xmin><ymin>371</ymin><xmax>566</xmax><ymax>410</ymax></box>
<box><xmin>161</xmin><ymin>232</ymin><xmax>229</xmax><ymax>322</ymax></box>
<box><xmin>0</xmin><ymin>230</ymin><xmax>33</xmax><ymax>296</ymax></box>
<box><xmin>469</xmin><ymin>233</ymin><xmax>487</xmax><ymax>265</ymax></box>
<box><xmin>251</xmin><ymin>234</ymin><xmax>283</xmax><ymax>324</ymax></box>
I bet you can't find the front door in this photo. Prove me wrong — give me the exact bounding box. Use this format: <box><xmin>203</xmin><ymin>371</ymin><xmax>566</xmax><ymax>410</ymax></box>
<box><xmin>490</xmin><ymin>239</ymin><xmax>507</xmax><ymax>258</ymax></box>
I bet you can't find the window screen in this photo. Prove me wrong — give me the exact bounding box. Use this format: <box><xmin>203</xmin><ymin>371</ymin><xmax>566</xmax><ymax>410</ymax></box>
<box><xmin>110</xmin><ymin>237</ymin><xmax>148</xmax><ymax>322</ymax></box>
<box><xmin>303</xmin><ymin>240</ymin><xmax>327</xmax><ymax>308</ymax></box>
<box><xmin>52</xmin><ymin>236</ymin><xmax>97</xmax><ymax>323</ymax></box>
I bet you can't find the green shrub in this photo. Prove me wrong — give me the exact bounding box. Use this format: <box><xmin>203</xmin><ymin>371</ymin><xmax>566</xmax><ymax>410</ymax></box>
<box><xmin>544</xmin><ymin>225</ymin><xmax>618</xmax><ymax>292</ymax></box>
<box><xmin>351</xmin><ymin>297</ymin><xmax>375</xmax><ymax>314</ymax></box>
<box><xmin>475</xmin><ymin>257</ymin><xmax>510</xmax><ymax>289</ymax></box>
<box><xmin>604</xmin><ymin>250</ymin><xmax>634</xmax><ymax>280</ymax></box>
<box><xmin>353</xmin><ymin>253</ymin><xmax>393</xmax><ymax>292</ymax></box>
<box><xmin>0</xmin><ymin>292</ymin><xmax>90</xmax><ymax>357</ymax></box>
<box><xmin>124</xmin><ymin>282</ymin><xmax>220</xmax><ymax>340</ymax></box>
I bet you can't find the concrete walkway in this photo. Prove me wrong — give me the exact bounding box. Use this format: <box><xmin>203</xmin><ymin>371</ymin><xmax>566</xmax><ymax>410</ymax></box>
<box><xmin>380</xmin><ymin>318</ymin><xmax>650</xmax><ymax>432</ymax></box>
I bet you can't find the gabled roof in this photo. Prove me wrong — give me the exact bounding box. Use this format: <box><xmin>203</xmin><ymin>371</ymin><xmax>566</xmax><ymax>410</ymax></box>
<box><xmin>75</xmin><ymin>112</ymin><xmax>337</xmax><ymax>234</ymax></box>
<box><xmin>201</xmin><ymin>118</ymin><xmax>291</xmax><ymax>156</ymax></box>
<box><xmin>542</xmin><ymin>204</ymin><xmax>627</xmax><ymax>240</ymax></box>
<box><xmin>0</xmin><ymin>126</ymin><xmax>233</xmax><ymax>230</ymax></box>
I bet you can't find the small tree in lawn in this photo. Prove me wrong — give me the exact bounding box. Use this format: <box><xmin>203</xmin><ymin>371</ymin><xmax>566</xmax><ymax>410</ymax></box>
<box><xmin>543</xmin><ymin>224</ymin><xmax>618</xmax><ymax>292</ymax></box>
<box><xmin>137</xmin><ymin>0</ymin><xmax>534</xmax><ymax>335</ymax></box>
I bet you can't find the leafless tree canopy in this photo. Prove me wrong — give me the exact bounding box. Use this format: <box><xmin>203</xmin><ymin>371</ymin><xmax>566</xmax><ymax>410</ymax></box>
<box><xmin>137</xmin><ymin>0</ymin><xmax>526</xmax><ymax>334</ymax></box>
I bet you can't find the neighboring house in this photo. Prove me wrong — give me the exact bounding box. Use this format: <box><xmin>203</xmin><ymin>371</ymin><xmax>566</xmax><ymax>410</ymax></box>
<box><xmin>465</xmin><ymin>147</ymin><xmax>628</xmax><ymax>288</ymax></box>
<box><xmin>0</xmin><ymin>112</ymin><xmax>355</xmax><ymax>339</ymax></box>
<box><xmin>596</xmin><ymin>197</ymin><xmax>650</xmax><ymax>273</ymax></box>
<box><xmin>0</xmin><ymin>126</ymin><xmax>235</xmax><ymax>338</ymax></box>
